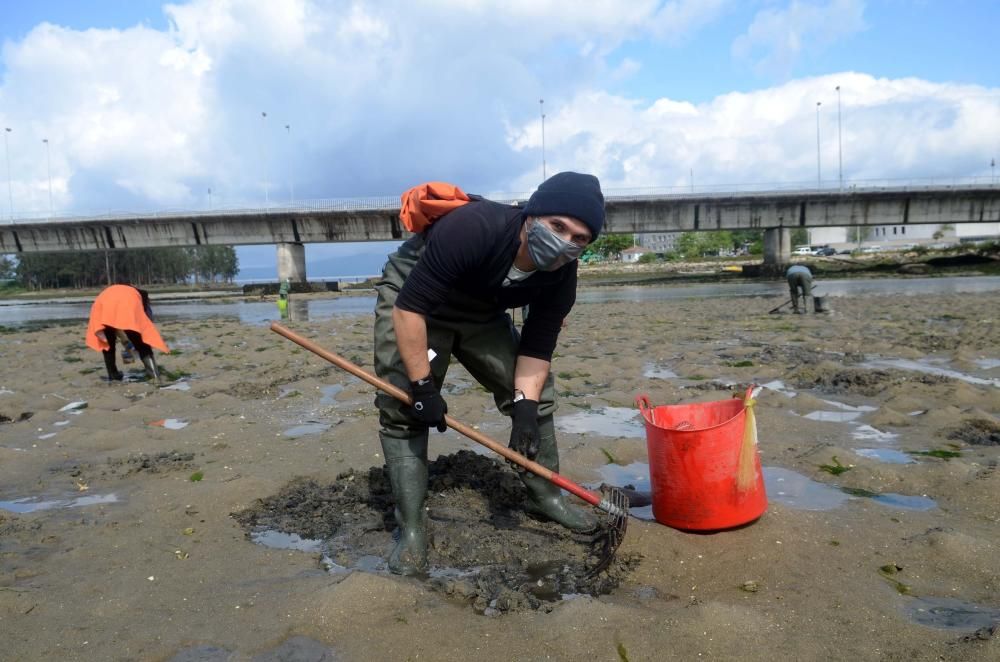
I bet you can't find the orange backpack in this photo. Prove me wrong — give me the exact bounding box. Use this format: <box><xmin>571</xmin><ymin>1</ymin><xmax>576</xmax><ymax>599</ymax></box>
<box><xmin>399</xmin><ymin>182</ymin><xmax>471</xmax><ymax>233</ymax></box>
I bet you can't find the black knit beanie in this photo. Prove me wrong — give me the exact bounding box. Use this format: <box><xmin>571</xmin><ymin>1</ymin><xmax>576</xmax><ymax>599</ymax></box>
<box><xmin>523</xmin><ymin>171</ymin><xmax>605</xmax><ymax>241</ymax></box>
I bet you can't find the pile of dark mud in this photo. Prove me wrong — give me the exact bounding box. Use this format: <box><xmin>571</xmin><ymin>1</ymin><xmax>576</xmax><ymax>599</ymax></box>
<box><xmin>49</xmin><ymin>450</ymin><xmax>198</xmax><ymax>481</ymax></box>
<box><xmin>794</xmin><ymin>367</ymin><xmax>953</xmax><ymax>396</ymax></box>
<box><xmin>0</xmin><ymin>411</ymin><xmax>34</xmax><ymax>424</ymax></box>
<box><xmin>234</xmin><ymin>450</ymin><xmax>638</xmax><ymax>614</ymax></box>
<box><xmin>947</xmin><ymin>418</ymin><xmax>1000</xmax><ymax>446</ymax></box>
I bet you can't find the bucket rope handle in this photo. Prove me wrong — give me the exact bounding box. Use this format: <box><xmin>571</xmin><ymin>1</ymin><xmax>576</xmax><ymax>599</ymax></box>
<box><xmin>736</xmin><ymin>385</ymin><xmax>760</xmax><ymax>492</ymax></box>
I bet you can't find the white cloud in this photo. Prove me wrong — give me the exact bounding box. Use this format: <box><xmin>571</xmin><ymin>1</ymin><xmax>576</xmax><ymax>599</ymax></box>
<box><xmin>0</xmin><ymin>0</ymin><xmax>996</xmax><ymax>222</ymax></box>
<box><xmin>732</xmin><ymin>0</ymin><xmax>867</xmax><ymax>77</ymax></box>
<box><xmin>507</xmin><ymin>72</ymin><xmax>1000</xmax><ymax>191</ymax></box>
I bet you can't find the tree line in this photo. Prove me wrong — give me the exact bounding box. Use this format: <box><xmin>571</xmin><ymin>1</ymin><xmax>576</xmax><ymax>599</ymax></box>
<box><xmin>4</xmin><ymin>246</ymin><xmax>238</xmax><ymax>290</ymax></box>
<box><xmin>584</xmin><ymin>230</ymin><xmax>767</xmax><ymax>261</ymax></box>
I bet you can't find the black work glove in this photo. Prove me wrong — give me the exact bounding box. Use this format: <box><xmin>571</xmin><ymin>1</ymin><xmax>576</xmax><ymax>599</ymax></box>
<box><xmin>509</xmin><ymin>398</ymin><xmax>540</xmax><ymax>461</ymax></box>
<box><xmin>408</xmin><ymin>375</ymin><xmax>448</xmax><ymax>433</ymax></box>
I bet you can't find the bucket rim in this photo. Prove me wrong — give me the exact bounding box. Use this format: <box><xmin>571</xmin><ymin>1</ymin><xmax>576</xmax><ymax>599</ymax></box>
<box><xmin>635</xmin><ymin>388</ymin><xmax>753</xmax><ymax>432</ymax></box>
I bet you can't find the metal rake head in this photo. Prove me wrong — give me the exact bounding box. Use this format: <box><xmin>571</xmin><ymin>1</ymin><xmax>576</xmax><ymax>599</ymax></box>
<box><xmin>586</xmin><ymin>486</ymin><xmax>630</xmax><ymax>577</ymax></box>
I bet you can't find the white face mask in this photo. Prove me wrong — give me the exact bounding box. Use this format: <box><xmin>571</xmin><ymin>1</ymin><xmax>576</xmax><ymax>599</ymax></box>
<box><xmin>526</xmin><ymin>218</ymin><xmax>585</xmax><ymax>271</ymax></box>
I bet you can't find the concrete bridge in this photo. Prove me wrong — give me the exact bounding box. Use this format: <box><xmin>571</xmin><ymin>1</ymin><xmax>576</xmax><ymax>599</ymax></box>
<box><xmin>2</xmin><ymin>184</ymin><xmax>998</xmax><ymax>282</ymax></box>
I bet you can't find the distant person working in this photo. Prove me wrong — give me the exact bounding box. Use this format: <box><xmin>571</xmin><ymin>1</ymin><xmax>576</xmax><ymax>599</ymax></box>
<box><xmin>85</xmin><ymin>284</ymin><xmax>169</xmax><ymax>383</ymax></box>
<box><xmin>785</xmin><ymin>265</ymin><xmax>813</xmax><ymax>314</ymax></box>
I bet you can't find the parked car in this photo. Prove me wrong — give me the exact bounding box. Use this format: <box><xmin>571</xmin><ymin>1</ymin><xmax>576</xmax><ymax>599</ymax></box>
<box><xmin>812</xmin><ymin>246</ymin><xmax>837</xmax><ymax>256</ymax></box>
<box><xmin>861</xmin><ymin>245</ymin><xmax>883</xmax><ymax>254</ymax></box>
<box><xmin>793</xmin><ymin>246</ymin><xmax>813</xmax><ymax>255</ymax></box>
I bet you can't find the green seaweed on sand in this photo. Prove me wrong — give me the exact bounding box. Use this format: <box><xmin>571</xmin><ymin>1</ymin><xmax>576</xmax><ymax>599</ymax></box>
<box><xmin>878</xmin><ymin>564</ymin><xmax>912</xmax><ymax>595</ymax></box>
<box><xmin>819</xmin><ymin>456</ymin><xmax>852</xmax><ymax>476</ymax></box>
<box><xmin>600</xmin><ymin>448</ymin><xmax>621</xmax><ymax>464</ymax></box>
<box><xmin>908</xmin><ymin>448</ymin><xmax>962</xmax><ymax>459</ymax></box>
<box><xmin>841</xmin><ymin>486</ymin><xmax>879</xmax><ymax>498</ymax></box>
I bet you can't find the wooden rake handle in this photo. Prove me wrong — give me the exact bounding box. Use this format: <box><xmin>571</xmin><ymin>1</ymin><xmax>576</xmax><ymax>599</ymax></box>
<box><xmin>269</xmin><ymin>322</ymin><xmax>606</xmax><ymax>510</ymax></box>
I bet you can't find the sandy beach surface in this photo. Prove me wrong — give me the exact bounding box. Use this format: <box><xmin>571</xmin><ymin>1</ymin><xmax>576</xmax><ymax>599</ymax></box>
<box><xmin>1</xmin><ymin>286</ymin><xmax>999</xmax><ymax>661</ymax></box>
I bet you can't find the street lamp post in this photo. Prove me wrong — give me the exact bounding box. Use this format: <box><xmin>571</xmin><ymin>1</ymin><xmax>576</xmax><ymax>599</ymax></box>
<box><xmin>43</xmin><ymin>138</ymin><xmax>53</xmax><ymax>216</ymax></box>
<box><xmin>285</xmin><ymin>123</ymin><xmax>294</xmax><ymax>205</ymax></box>
<box><xmin>836</xmin><ymin>86</ymin><xmax>843</xmax><ymax>189</ymax></box>
<box><xmin>992</xmin><ymin>158</ymin><xmax>996</xmax><ymax>184</ymax></box>
<box><xmin>208</xmin><ymin>187</ymin><xmax>213</xmax><ymax>210</ymax></box>
<box><xmin>261</xmin><ymin>111</ymin><xmax>270</xmax><ymax>206</ymax></box>
<box><xmin>3</xmin><ymin>127</ymin><xmax>12</xmax><ymax>219</ymax></box>
<box><xmin>815</xmin><ymin>101</ymin><xmax>822</xmax><ymax>188</ymax></box>
<box><xmin>539</xmin><ymin>98</ymin><xmax>546</xmax><ymax>181</ymax></box>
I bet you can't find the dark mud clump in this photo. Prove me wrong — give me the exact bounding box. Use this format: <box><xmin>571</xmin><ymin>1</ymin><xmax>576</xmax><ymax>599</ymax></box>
<box><xmin>234</xmin><ymin>450</ymin><xmax>638</xmax><ymax>614</ymax></box>
<box><xmin>794</xmin><ymin>367</ymin><xmax>953</xmax><ymax>396</ymax></box>
<box><xmin>0</xmin><ymin>412</ymin><xmax>34</xmax><ymax>424</ymax></box>
<box><xmin>51</xmin><ymin>451</ymin><xmax>198</xmax><ymax>482</ymax></box>
<box><xmin>947</xmin><ymin>418</ymin><xmax>1000</xmax><ymax>446</ymax></box>
<box><xmin>108</xmin><ymin>451</ymin><xmax>198</xmax><ymax>476</ymax></box>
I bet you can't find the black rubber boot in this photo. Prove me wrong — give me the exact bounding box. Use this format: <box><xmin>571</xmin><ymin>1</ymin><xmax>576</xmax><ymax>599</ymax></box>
<box><xmin>520</xmin><ymin>416</ymin><xmax>598</xmax><ymax>532</ymax></box>
<box><xmin>102</xmin><ymin>350</ymin><xmax>123</xmax><ymax>381</ymax></box>
<box><xmin>386</xmin><ymin>456</ymin><xmax>429</xmax><ymax>575</ymax></box>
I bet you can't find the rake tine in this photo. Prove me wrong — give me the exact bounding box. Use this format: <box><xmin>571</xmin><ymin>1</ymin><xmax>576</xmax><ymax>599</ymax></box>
<box><xmin>586</xmin><ymin>486</ymin><xmax>630</xmax><ymax>577</ymax></box>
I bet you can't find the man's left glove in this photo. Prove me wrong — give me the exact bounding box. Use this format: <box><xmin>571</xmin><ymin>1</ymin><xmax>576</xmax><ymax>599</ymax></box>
<box><xmin>509</xmin><ymin>398</ymin><xmax>540</xmax><ymax>460</ymax></box>
<box><xmin>408</xmin><ymin>375</ymin><xmax>448</xmax><ymax>433</ymax></box>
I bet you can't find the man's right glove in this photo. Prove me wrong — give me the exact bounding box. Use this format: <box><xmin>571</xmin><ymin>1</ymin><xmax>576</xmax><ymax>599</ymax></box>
<box><xmin>509</xmin><ymin>398</ymin><xmax>540</xmax><ymax>460</ymax></box>
<box><xmin>408</xmin><ymin>375</ymin><xmax>448</xmax><ymax>433</ymax></box>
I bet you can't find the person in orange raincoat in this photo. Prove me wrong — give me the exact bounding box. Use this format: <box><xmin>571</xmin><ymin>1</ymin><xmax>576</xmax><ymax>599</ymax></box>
<box><xmin>85</xmin><ymin>284</ymin><xmax>169</xmax><ymax>382</ymax></box>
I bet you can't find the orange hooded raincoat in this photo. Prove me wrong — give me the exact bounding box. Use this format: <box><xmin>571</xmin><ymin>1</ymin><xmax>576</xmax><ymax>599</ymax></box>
<box><xmin>85</xmin><ymin>285</ymin><xmax>169</xmax><ymax>354</ymax></box>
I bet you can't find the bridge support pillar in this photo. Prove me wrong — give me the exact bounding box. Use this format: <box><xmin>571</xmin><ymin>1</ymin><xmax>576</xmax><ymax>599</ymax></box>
<box><xmin>276</xmin><ymin>242</ymin><xmax>307</xmax><ymax>284</ymax></box>
<box><xmin>763</xmin><ymin>228</ymin><xmax>791</xmax><ymax>273</ymax></box>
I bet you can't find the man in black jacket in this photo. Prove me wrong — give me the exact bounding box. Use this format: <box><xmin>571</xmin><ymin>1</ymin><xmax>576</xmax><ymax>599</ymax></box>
<box><xmin>374</xmin><ymin>171</ymin><xmax>605</xmax><ymax>575</ymax></box>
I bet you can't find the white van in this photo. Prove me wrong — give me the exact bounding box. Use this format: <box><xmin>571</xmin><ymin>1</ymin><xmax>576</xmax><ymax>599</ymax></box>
<box><xmin>793</xmin><ymin>246</ymin><xmax>813</xmax><ymax>255</ymax></box>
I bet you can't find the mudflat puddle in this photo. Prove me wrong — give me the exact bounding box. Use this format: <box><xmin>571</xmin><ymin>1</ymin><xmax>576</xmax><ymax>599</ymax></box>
<box><xmin>556</xmin><ymin>407</ymin><xmax>645</xmax><ymax>438</ymax></box>
<box><xmin>764</xmin><ymin>467</ymin><xmax>936</xmax><ymax>511</ymax></box>
<box><xmin>904</xmin><ymin>596</ymin><xmax>1000</xmax><ymax>630</ymax></box>
<box><xmin>855</xmin><ymin>448</ymin><xmax>916</xmax><ymax>464</ymax></box>
<box><xmin>0</xmin><ymin>493</ymin><xmax>119</xmax><ymax>513</ymax></box>
<box><xmin>250</xmin><ymin>529</ymin><xmax>324</xmax><ymax>552</ymax></box>
<box><xmin>591</xmin><ymin>462</ymin><xmax>655</xmax><ymax>520</ymax></box>
<box><xmin>851</xmin><ymin>425</ymin><xmax>899</xmax><ymax>442</ymax></box>
<box><xmin>643</xmin><ymin>364</ymin><xmax>678</xmax><ymax>379</ymax></box>
<box><xmin>760</xmin><ymin>380</ymin><xmax>797</xmax><ymax>397</ymax></box>
<box><xmin>803</xmin><ymin>410</ymin><xmax>864</xmax><ymax>423</ymax></box>
<box><xmin>319</xmin><ymin>384</ymin><xmax>344</xmax><ymax>405</ymax></box>
<box><xmin>862</xmin><ymin>357</ymin><xmax>1000</xmax><ymax>388</ymax></box>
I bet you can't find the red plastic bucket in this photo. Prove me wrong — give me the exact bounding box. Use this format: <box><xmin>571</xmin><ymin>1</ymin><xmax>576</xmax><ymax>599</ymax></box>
<box><xmin>636</xmin><ymin>389</ymin><xmax>767</xmax><ymax>531</ymax></box>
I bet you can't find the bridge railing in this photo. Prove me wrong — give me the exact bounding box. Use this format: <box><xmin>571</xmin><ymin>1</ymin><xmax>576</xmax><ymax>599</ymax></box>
<box><xmin>2</xmin><ymin>176</ymin><xmax>997</xmax><ymax>226</ymax></box>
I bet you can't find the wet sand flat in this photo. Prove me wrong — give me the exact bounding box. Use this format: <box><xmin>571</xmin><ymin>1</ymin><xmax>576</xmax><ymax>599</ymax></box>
<box><xmin>1</xmin><ymin>289</ymin><xmax>999</xmax><ymax>660</ymax></box>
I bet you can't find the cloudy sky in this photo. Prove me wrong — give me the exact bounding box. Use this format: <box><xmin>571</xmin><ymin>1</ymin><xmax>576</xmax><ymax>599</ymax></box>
<box><xmin>2</xmin><ymin>0</ymin><xmax>999</xmax><ymax>274</ymax></box>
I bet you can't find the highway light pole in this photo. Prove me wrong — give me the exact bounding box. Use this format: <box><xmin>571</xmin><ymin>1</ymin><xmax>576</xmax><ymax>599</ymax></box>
<box><xmin>836</xmin><ymin>86</ymin><xmax>843</xmax><ymax>189</ymax></box>
<box><xmin>539</xmin><ymin>98</ymin><xmax>546</xmax><ymax>181</ymax></box>
<box><xmin>261</xmin><ymin>111</ymin><xmax>270</xmax><ymax>206</ymax></box>
<box><xmin>3</xmin><ymin>127</ymin><xmax>12</xmax><ymax>219</ymax></box>
<box><xmin>285</xmin><ymin>123</ymin><xmax>294</xmax><ymax>205</ymax></box>
<box><xmin>43</xmin><ymin>138</ymin><xmax>53</xmax><ymax>216</ymax></box>
<box><xmin>815</xmin><ymin>101</ymin><xmax>822</xmax><ymax>188</ymax></box>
